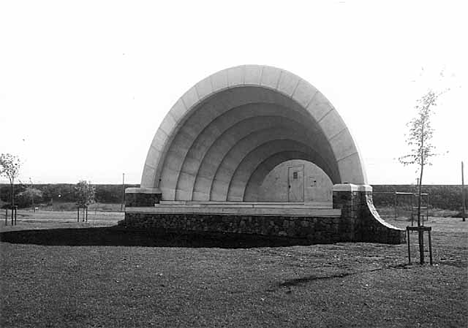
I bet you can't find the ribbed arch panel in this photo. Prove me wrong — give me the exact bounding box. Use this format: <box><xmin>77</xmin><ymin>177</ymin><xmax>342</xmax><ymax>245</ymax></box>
<box><xmin>189</xmin><ymin>117</ymin><xmax>301</xmax><ymax>200</ymax></box>
<box><xmin>141</xmin><ymin>65</ymin><xmax>368</xmax><ymax>201</ymax></box>
<box><xmin>158</xmin><ymin>87</ymin><xmax>315</xmax><ymax>200</ymax></box>
<box><xmin>198</xmin><ymin>120</ymin><xmax>327</xmax><ymax>200</ymax></box>
<box><xmin>175</xmin><ymin>104</ymin><xmax>313</xmax><ymax>200</ymax></box>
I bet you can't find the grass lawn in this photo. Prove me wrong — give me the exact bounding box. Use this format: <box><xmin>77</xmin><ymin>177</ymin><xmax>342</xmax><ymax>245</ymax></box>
<box><xmin>0</xmin><ymin>210</ymin><xmax>467</xmax><ymax>327</ymax></box>
<box><xmin>0</xmin><ymin>208</ymin><xmax>123</xmax><ymax>231</ymax></box>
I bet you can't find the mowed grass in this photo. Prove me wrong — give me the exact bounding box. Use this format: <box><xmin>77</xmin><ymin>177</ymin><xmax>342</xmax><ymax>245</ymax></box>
<box><xmin>0</xmin><ymin>207</ymin><xmax>123</xmax><ymax>232</ymax></box>
<box><xmin>0</xmin><ymin>211</ymin><xmax>467</xmax><ymax>327</ymax></box>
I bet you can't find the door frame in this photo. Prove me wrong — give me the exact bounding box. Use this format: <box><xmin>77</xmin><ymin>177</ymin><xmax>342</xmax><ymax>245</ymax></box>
<box><xmin>287</xmin><ymin>164</ymin><xmax>304</xmax><ymax>202</ymax></box>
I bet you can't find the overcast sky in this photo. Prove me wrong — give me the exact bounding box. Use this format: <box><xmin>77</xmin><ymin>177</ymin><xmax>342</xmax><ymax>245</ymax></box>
<box><xmin>1</xmin><ymin>0</ymin><xmax>467</xmax><ymax>185</ymax></box>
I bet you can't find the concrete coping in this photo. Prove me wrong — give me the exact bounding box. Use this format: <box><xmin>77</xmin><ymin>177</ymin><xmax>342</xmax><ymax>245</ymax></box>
<box><xmin>125</xmin><ymin>187</ymin><xmax>162</xmax><ymax>194</ymax></box>
<box><xmin>332</xmin><ymin>184</ymin><xmax>373</xmax><ymax>192</ymax></box>
<box><xmin>159</xmin><ymin>201</ymin><xmax>332</xmax><ymax>208</ymax></box>
<box><xmin>126</xmin><ymin>206</ymin><xmax>341</xmax><ymax>217</ymax></box>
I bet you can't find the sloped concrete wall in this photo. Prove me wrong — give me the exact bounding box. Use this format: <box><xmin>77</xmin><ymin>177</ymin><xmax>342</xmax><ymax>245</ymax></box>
<box><xmin>333</xmin><ymin>184</ymin><xmax>406</xmax><ymax>244</ymax></box>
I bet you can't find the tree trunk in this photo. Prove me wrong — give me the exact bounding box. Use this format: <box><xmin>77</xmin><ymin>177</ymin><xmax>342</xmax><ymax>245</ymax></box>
<box><xmin>418</xmin><ymin>122</ymin><xmax>425</xmax><ymax>264</ymax></box>
<box><xmin>10</xmin><ymin>181</ymin><xmax>15</xmax><ymax>225</ymax></box>
<box><xmin>462</xmin><ymin>161</ymin><xmax>466</xmax><ymax>222</ymax></box>
<box><xmin>10</xmin><ymin>181</ymin><xmax>14</xmax><ymax>207</ymax></box>
<box><xmin>418</xmin><ymin>163</ymin><xmax>424</xmax><ymax>264</ymax></box>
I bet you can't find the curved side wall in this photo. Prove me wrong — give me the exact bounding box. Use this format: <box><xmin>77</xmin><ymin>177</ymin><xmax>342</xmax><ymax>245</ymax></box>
<box><xmin>332</xmin><ymin>184</ymin><xmax>406</xmax><ymax>244</ymax></box>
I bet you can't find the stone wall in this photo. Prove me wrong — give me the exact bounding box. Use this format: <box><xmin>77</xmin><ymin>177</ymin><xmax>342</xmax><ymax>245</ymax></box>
<box><xmin>120</xmin><ymin>213</ymin><xmax>354</xmax><ymax>244</ymax></box>
<box><xmin>123</xmin><ymin>184</ymin><xmax>406</xmax><ymax>244</ymax></box>
<box><xmin>125</xmin><ymin>188</ymin><xmax>161</xmax><ymax>207</ymax></box>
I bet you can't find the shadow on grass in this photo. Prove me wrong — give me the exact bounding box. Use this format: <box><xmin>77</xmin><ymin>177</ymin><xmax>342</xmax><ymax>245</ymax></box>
<box><xmin>0</xmin><ymin>226</ymin><xmax>312</xmax><ymax>248</ymax></box>
<box><xmin>279</xmin><ymin>272</ymin><xmax>352</xmax><ymax>287</ymax></box>
<box><xmin>274</xmin><ymin>264</ymin><xmax>411</xmax><ymax>290</ymax></box>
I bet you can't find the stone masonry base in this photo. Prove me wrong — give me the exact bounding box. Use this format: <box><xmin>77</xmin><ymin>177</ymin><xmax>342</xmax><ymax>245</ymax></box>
<box><xmin>122</xmin><ymin>184</ymin><xmax>406</xmax><ymax>244</ymax></box>
<box><xmin>120</xmin><ymin>213</ymin><xmax>353</xmax><ymax>244</ymax></box>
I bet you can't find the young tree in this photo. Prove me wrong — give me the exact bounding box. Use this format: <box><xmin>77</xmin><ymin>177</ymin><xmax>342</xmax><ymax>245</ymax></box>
<box><xmin>74</xmin><ymin>180</ymin><xmax>95</xmax><ymax>222</ymax></box>
<box><xmin>75</xmin><ymin>180</ymin><xmax>95</xmax><ymax>206</ymax></box>
<box><xmin>399</xmin><ymin>89</ymin><xmax>440</xmax><ymax>264</ymax></box>
<box><xmin>0</xmin><ymin>153</ymin><xmax>21</xmax><ymax>207</ymax></box>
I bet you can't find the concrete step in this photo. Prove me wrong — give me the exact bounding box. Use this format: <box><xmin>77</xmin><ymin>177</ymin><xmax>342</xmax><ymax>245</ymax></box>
<box><xmin>159</xmin><ymin>201</ymin><xmax>332</xmax><ymax>209</ymax></box>
<box><xmin>128</xmin><ymin>204</ymin><xmax>340</xmax><ymax>217</ymax></box>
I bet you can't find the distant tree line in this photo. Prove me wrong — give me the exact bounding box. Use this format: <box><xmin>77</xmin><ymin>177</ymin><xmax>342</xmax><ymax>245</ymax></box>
<box><xmin>372</xmin><ymin>185</ymin><xmax>467</xmax><ymax>211</ymax></box>
<box><xmin>0</xmin><ymin>183</ymin><xmax>465</xmax><ymax>210</ymax></box>
<box><xmin>0</xmin><ymin>183</ymin><xmax>139</xmax><ymax>208</ymax></box>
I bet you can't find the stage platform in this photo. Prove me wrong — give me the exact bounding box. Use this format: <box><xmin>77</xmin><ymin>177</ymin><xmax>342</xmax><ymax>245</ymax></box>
<box><xmin>125</xmin><ymin>201</ymin><xmax>340</xmax><ymax>217</ymax></box>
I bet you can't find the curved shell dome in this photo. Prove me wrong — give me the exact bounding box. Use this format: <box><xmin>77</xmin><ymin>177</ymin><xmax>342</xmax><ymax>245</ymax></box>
<box><xmin>141</xmin><ymin>65</ymin><xmax>367</xmax><ymax>201</ymax></box>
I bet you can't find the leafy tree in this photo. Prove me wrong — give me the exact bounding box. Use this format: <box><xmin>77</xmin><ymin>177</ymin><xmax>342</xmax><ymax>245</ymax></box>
<box><xmin>74</xmin><ymin>180</ymin><xmax>96</xmax><ymax>207</ymax></box>
<box><xmin>18</xmin><ymin>187</ymin><xmax>43</xmax><ymax>209</ymax></box>
<box><xmin>75</xmin><ymin>181</ymin><xmax>95</xmax><ymax>222</ymax></box>
<box><xmin>399</xmin><ymin>89</ymin><xmax>441</xmax><ymax>264</ymax></box>
<box><xmin>0</xmin><ymin>153</ymin><xmax>21</xmax><ymax>207</ymax></box>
